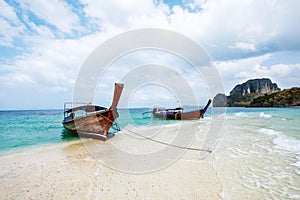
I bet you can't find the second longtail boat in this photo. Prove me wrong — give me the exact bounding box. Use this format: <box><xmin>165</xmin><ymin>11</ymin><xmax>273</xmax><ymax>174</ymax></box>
<box><xmin>150</xmin><ymin>99</ymin><xmax>212</xmax><ymax>120</ymax></box>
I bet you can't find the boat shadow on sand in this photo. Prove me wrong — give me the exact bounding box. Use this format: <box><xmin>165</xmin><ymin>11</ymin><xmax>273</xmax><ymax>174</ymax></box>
<box><xmin>61</xmin><ymin>129</ymin><xmax>116</xmax><ymax>141</ymax></box>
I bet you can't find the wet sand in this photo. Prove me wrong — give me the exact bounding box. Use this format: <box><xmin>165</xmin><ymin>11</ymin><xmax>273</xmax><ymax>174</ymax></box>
<box><xmin>0</xmin><ymin>126</ymin><xmax>222</xmax><ymax>199</ymax></box>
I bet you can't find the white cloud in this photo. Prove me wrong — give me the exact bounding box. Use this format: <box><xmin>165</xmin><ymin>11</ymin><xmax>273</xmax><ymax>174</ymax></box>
<box><xmin>20</xmin><ymin>0</ymin><xmax>80</xmax><ymax>34</ymax></box>
<box><xmin>186</xmin><ymin>0</ymin><xmax>207</xmax><ymax>10</ymax></box>
<box><xmin>80</xmin><ymin>0</ymin><xmax>171</xmax><ymax>36</ymax></box>
<box><xmin>0</xmin><ymin>0</ymin><xmax>300</xmax><ymax>109</ymax></box>
<box><xmin>0</xmin><ymin>18</ymin><xmax>18</xmax><ymax>46</ymax></box>
<box><xmin>167</xmin><ymin>0</ymin><xmax>300</xmax><ymax>59</ymax></box>
<box><xmin>0</xmin><ymin>73</ymin><xmax>35</xmax><ymax>86</ymax></box>
<box><xmin>92</xmin><ymin>49</ymin><xmax>211</xmax><ymax>107</ymax></box>
<box><xmin>0</xmin><ymin>1</ymin><xmax>24</xmax><ymax>46</ymax></box>
<box><xmin>230</xmin><ymin>42</ymin><xmax>256</xmax><ymax>51</ymax></box>
<box><xmin>0</xmin><ymin>33</ymin><xmax>107</xmax><ymax>95</ymax></box>
<box><xmin>0</xmin><ymin>0</ymin><xmax>20</xmax><ymax>23</ymax></box>
<box><xmin>216</xmin><ymin>54</ymin><xmax>300</xmax><ymax>93</ymax></box>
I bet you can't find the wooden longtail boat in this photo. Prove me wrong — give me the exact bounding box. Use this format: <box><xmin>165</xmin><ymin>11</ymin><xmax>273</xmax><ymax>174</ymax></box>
<box><xmin>151</xmin><ymin>99</ymin><xmax>212</xmax><ymax>120</ymax></box>
<box><xmin>62</xmin><ymin>83</ymin><xmax>124</xmax><ymax>141</ymax></box>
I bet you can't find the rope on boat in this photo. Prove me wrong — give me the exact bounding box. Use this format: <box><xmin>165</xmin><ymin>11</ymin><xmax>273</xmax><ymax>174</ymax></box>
<box><xmin>99</xmin><ymin>112</ymin><xmax>212</xmax><ymax>153</ymax></box>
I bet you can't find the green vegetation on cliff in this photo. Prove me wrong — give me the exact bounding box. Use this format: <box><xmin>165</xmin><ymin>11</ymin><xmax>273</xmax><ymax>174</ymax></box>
<box><xmin>249</xmin><ymin>87</ymin><xmax>300</xmax><ymax>107</ymax></box>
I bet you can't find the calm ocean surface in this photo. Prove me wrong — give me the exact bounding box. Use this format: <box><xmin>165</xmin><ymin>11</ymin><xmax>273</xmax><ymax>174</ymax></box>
<box><xmin>0</xmin><ymin>107</ymin><xmax>299</xmax><ymax>199</ymax></box>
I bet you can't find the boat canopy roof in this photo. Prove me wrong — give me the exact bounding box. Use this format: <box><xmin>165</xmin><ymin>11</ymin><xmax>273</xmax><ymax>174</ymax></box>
<box><xmin>164</xmin><ymin>107</ymin><xmax>183</xmax><ymax>111</ymax></box>
<box><xmin>65</xmin><ymin>105</ymin><xmax>107</xmax><ymax>113</ymax></box>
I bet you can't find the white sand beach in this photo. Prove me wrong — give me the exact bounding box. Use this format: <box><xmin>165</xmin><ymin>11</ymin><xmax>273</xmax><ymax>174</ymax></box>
<box><xmin>0</xmin><ymin>123</ymin><xmax>222</xmax><ymax>199</ymax></box>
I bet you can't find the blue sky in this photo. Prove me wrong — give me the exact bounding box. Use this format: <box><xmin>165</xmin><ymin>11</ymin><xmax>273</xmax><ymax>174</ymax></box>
<box><xmin>1</xmin><ymin>0</ymin><xmax>300</xmax><ymax>109</ymax></box>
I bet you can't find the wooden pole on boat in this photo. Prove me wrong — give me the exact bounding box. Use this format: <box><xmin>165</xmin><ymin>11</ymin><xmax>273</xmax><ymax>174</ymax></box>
<box><xmin>110</xmin><ymin>83</ymin><xmax>124</xmax><ymax>110</ymax></box>
<box><xmin>104</xmin><ymin>83</ymin><xmax>124</xmax><ymax>136</ymax></box>
<box><xmin>199</xmin><ymin>99</ymin><xmax>212</xmax><ymax>118</ymax></box>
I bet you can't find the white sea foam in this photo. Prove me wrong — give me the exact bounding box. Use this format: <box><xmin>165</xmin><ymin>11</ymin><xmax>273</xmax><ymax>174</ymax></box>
<box><xmin>259</xmin><ymin>112</ymin><xmax>272</xmax><ymax>118</ymax></box>
<box><xmin>273</xmin><ymin>133</ymin><xmax>300</xmax><ymax>155</ymax></box>
<box><xmin>257</xmin><ymin>128</ymin><xmax>300</xmax><ymax>152</ymax></box>
<box><xmin>292</xmin><ymin>160</ymin><xmax>300</xmax><ymax>169</ymax></box>
<box><xmin>257</xmin><ymin>128</ymin><xmax>300</xmax><ymax>170</ymax></box>
<box><xmin>253</xmin><ymin>143</ymin><xmax>272</xmax><ymax>153</ymax></box>
<box><xmin>257</xmin><ymin>128</ymin><xmax>278</xmax><ymax>136</ymax></box>
<box><xmin>235</xmin><ymin>112</ymin><xmax>248</xmax><ymax>118</ymax></box>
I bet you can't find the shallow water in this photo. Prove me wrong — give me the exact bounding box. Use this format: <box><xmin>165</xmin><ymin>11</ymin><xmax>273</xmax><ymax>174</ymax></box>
<box><xmin>208</xmin><ymin>108</ymin><xmax>300</xmax><ymax>199</ymax></box>
<box><xmin>0</xmin><ymin>110</ymin><xmax>77</xmax><ymax>153</ymax></box>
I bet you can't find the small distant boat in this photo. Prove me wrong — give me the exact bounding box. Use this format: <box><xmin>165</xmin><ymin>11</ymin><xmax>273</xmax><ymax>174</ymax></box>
<box><xmin>62</xmin><ymin>83</ymin><xmax>124</xmax><ymax>141</ymax></box>
<box><xmin>150</xmin><ymin>99</ymin><xmax>212</xmax><ymax>120</ymax></box>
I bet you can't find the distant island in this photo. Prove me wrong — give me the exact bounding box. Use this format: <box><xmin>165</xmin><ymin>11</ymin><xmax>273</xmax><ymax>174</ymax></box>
<box><xmin>213</xmin><ymin>78</ymin><xmax>300</xmax><ymax>107</ymax></box>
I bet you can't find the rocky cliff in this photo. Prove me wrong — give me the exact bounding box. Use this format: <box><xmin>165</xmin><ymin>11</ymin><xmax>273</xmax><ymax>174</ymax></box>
<box><xmin>212</xmin><ymin>93</ymin><xmax>227</xmax><ymax>107</ymax></box>
<box><xmin>213</xmin><ymin>78</ymin><xmax>282</xmax><ymax>107</ymax></box>
<box><xmin>229</xmin><ymin>78</ymin><xmax>280</xmax><ymax>97</ymax></box>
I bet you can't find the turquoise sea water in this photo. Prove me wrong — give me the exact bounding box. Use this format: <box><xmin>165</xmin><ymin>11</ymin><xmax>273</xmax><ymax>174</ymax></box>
<box><xmin>0</xmin><ymin>110</ymin><xmax>65</xmax><ymax>153</ymax></box>
<box><xmin>0</xmin><ymin>108</ymin><xmax>177</xmax><ymax>153</ymax></box>
<box><xmin>0</xmin><ymin>108</ymin><xmax>299</xmax><ymax>153</ymax></box>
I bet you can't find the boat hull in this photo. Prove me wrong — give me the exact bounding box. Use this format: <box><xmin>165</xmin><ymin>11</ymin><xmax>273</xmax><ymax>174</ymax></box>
<box><xmin>153</xmin><ymin>110</ymin><xmax>204</xmax><ymax>120</ymax></box>
<box><xmin>152</xmin><ymin>99</ymin><xmax>212</xmax><ymax>120</ymax></box>
<box><xmin>62</xmin><ymin>109</ymin><xmax>114</xmax><ymax>141</ymax></box>
<box><xmin>62</xmin><ymin>83</ymin><xmax>124</xmax><ymax>141</ymax></box>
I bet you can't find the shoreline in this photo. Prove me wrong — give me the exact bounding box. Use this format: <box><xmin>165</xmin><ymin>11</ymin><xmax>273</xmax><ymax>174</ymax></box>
<box><xmin>0</xmin><ymin>126</ymin><xmax>222</xmax><ymax>199</ymax></box>
<box><xmin>0</xmin><ymin>139</ymin><xmax>76</xmax><ymax>157</ymax></box>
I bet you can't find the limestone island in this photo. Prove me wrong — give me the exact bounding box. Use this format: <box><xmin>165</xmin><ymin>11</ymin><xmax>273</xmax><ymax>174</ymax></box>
<box><xmin>213</xmin><ymin>78</ymin><xmax>300</xmax><ymax>107</ymax></box>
